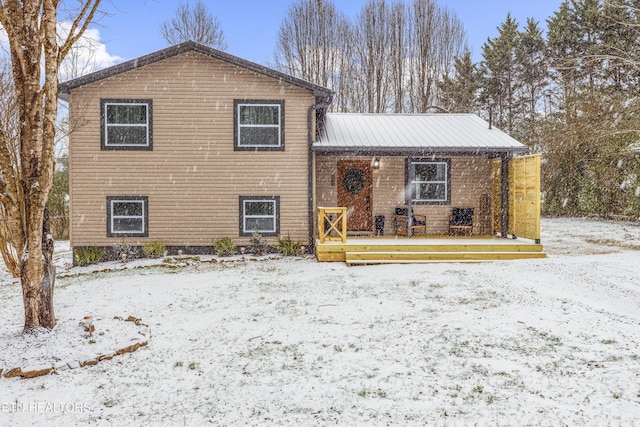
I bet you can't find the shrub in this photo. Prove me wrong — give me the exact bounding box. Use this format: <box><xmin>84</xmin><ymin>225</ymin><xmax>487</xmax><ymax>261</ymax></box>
<box><xmin>213</xmin><ymin>237</ymin><xmax>236</xmax><ymax>256</ymax></box>
<box><xmin>142</xmin><ymin>242</ymin><xmax>166</xmax><ymax>259</ymax></box>
<box><xmin>113</xmin><ymin>240</ymin><xmax>136</xmax><ymax>259</ymax></box>
<box><xmin>73</xmin><ymin>247</ymin><xmax>105</xmax><ymax>267</ymax></box>
<box><xmin>249</xmin><ymin>230</ymin><xmax>269</xmax><ymax>255</ymax></box>
<box><xmin>277</xmin><ymin>234</ymin><xmax>301</xmax><ymax>256</ymax></box>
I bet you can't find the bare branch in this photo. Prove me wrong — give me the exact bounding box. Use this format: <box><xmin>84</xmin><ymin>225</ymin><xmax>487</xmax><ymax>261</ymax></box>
<box><xmin>160</xmin><ymin>0</ymin><xmax>227</xmax><ymax>50</ymax></box>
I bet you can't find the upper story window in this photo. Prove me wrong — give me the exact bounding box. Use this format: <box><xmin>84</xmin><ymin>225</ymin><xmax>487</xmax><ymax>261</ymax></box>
<box><xmin>234</xmin><ymin>100</ymin><xmax>284</xmax><ymax>151</ymax></box>
<box><xmin>409</xmin><ymin>159</ymin><xmax>451</xmax><ymax>204</ymax></box>
<box><xmin>107</xmin><ymin>196</ymin><xmax>148</xmax><ymax>237</ymax></box>
<box><xmin>101</xmin><ymin>99</ymin><xmax>152</xmax><ymax>150</ymax></box>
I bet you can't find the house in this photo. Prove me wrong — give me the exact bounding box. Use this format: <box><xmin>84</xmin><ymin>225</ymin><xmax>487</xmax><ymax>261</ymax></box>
<box><xmin>60</xmin><ymin>41</ymin><xmax>543</xmax><ymax>262</ymax></box>
<box><xmin>59</xmin><ymin>41</ymin><xmax>332</xmax><ymax>256</ymax></box>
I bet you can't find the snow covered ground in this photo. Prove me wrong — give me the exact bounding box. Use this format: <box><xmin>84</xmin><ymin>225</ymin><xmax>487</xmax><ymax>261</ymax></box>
<box><xmin>1</xmin><ymin>217</ymin><xmax>639</xmax><ymax>426</ymax></box>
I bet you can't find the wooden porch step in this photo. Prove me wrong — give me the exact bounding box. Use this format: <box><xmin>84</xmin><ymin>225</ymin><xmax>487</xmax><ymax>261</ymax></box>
<box><xmin>345</xmin><ymin>251</ymin><xmax>546</xmax><ymax>265</ymax></box>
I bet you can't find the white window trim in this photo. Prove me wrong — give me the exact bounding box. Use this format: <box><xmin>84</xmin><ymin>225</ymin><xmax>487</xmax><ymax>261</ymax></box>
<box><xmin>104</xmin><ymin>102</ymin><xmax>150</xmax><ymax>147</ymax></box>
<box><xmin>237</xmin><ymin>103</ymin><xmax>282</xmax><ymax>148</ymax></box>
<box><xmin>242</xmin><ymin>199</ymin><xmax>277</xmax><ymax>234</ymax></box>
<box><xmin>411</xmin><ymin>161</ymin><xmax>449</xmax><ymax>203</ymax></box>
<box><xmin>110</xmin><ymin>199</ymin><xmax>146</xmax><ymax>235</ymax></box>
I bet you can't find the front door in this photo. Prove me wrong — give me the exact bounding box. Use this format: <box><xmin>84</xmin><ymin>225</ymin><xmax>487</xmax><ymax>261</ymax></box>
<box><xmin>337</xmin><ymin>160</ymin><xmax>373</xmax><ymax>232</ymax></box>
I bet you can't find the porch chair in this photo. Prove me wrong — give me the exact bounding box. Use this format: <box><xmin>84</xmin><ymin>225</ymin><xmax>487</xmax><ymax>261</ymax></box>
<box><xmin>393</xmin><ymin>207</ymin><xmax>427</xmax><ymax>237</ymax></box>
<box><xmin>449</xmin><ymin>207</ymin><xmax>475</xmax><ymax>236</ymax></box>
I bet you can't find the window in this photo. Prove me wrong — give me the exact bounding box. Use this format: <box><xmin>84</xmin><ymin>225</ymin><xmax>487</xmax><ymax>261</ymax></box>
<box><xmin>107</xmin><ymin>196</ymin><xmax>148</xmax><ymax>237</ymax></box>
<box><xmin>234</xmin><ymin>100</ymin><xmax>284</xmax><ymax>150</ymax></box>
<box><xmin>409</xmin><ymin>160</ymin><xmax>451</xmax><ymax>204</ymax></box>
<box><xmin>101</xmin><ymin>99</ymin><xmax>152</xmax><ymax>150</ymax></box>
<box><xmin>240</xmin><ymin>196</ymin><xmax>280</xmax><ymax>236</ymax></box>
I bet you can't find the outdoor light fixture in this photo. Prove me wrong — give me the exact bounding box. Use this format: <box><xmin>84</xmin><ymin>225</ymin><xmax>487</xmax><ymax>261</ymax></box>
<box><xmin>372</xmin><ymin>157</ymin><xmax>380</xmax><ymax>169</ymax></box>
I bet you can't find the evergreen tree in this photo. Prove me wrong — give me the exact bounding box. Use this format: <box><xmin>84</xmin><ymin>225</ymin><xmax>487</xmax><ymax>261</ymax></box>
<box><xmin>480</xmin><ymin>14</ymin><xmax>520</xmax><ymax>134</ymax></box>
<box><xmin>437</xmin><ymin>50</ymin><xmax>479</xmax><ymax>113</ymax></box>
<box><xmin>542</xmin><ymin>0</ymin><xmax>640</xmax><ymax>218</ymax></box>
<box><xmin>515</xmin><ymin>18</ymin><xmax>548</xmax><ymax>146</ymax></box>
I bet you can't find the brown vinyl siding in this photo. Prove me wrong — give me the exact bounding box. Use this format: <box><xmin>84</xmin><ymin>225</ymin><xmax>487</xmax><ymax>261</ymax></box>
<box><xmin>315</xmin><ymin>155</ymin><xmax>492</xmax><ymax>235</ymax></box>
<box><xmin>69</xmin><ymin>51</ymin><xmax>315</xmax><ymax>247</ymax></box>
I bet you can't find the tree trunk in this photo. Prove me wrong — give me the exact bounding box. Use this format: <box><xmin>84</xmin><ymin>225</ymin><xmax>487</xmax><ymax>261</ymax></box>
<box><xmin>0</xmin><ymin>0</ymin><xmax>101</xmax><ymax>333</ymax></box>
<box><xmin>21</xmin><ymin>208</ymin><xmax>56</xmax><ymax>331</ymax></box>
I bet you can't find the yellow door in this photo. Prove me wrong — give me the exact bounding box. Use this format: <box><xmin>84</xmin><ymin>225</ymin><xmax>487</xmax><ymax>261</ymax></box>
<box><xmin>492</xmin><ymin>154</ymin><xmax>541</xmax><ymax>242</ymax></box>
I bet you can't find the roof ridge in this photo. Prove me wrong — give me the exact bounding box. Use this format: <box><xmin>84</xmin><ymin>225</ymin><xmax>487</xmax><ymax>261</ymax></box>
<box><xmin>59</xmin><ymin>40</ymin><xmax>333</xmax><ymax>102</ymax></box>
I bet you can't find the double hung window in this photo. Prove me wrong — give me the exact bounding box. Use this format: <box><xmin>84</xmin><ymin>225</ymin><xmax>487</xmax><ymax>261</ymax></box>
<box><xmin>234</xmin><ymin>100</ymin><xmax>284</xmax><ymax>150</ymax></box>
<box><xmin>240</xmin><ymin>196</ymin><xmax>279</xmax><ymax>236</ymax></box>
<box><xmin>101</xmin><ymin>99</ymin><xmax>152</xmax><ymax>149</ymax></box>
<box><xmin>107</xmin><ymin>196</ymin><xmax>148</xmax><ymax>237</ymax></box>
<box><xmin>409</xmin><ymin>160</ymin><xmax>450</xmax><ymax>204</ymax></box>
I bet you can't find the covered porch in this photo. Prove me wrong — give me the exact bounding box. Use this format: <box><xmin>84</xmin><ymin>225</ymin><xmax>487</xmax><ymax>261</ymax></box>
<box><xmin>311</xmin><ymin>114</ymin><xmax>544</xmax><ymax>264</ymax></box>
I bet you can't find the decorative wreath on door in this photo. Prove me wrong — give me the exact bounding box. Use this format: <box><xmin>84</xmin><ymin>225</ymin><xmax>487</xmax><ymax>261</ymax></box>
<box><xmin>343</xmin><ymin>169</ymin><xmax>365</xmax><ymax>194</ymax></box>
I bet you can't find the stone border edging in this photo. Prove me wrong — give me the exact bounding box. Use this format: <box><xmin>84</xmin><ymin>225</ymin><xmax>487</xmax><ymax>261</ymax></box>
<box><xmin>0</xmin><ymin>315</ymin><xmax>149</xmax><ymax>380</ymax></box>
<box><xmin>57</xmin><ymin>254</ymin><xmax>287</xmax><ymax>279</ymax></box>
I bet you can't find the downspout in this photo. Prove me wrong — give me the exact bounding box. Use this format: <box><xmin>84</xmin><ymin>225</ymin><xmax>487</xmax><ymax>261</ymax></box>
<box><xmin>308</xmin><ymin>98</ymin><xmax>332</xmax><ymax>252</ymax></box>
<box><xmin>407</xmin><ymin>156</ymin><xmax>413</xmax><ymax>238</ymax></box>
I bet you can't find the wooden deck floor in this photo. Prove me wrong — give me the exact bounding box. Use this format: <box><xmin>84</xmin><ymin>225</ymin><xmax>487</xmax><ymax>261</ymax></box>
<box><xmin>315</xmin><ymin>235</ymin><xmax>546</xmax><ymax>265</ymax></box>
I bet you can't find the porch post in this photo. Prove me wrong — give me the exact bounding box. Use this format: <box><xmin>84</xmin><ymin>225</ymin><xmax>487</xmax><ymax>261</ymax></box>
<box><xmin>500</xmin><ymin>153</ymin><xmax>511</xmax><ymax>238</ymax></box>
<box><xmin>407</xmin><ymin>156</ymin><xmax>413</xmax><ymax>238</ymax></box>
<box><xmin>308</xmin><ymin>101</ymin><xmax>332</xmax><ymax>251</ymax></box>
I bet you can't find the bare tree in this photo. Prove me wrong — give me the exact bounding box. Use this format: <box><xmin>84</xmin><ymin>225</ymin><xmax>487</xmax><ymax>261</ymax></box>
<box><xmin>0</xmin><ymin>59</ymin><xmax>21</xmax><ymax>277</ymax></box>
<box><xmin>274</xmin><ymin>0</ymin><xmax>350</xmax><ymax>96</ymax></box>
<box><xmin>160</xmin><ymin>0</ymin><xmax>227</xmax><ymax>50</ymax></box>
<box><xmin>0</xmin><ymin>0</ymin><xmax>101</xmax><ymax>332</ymax></box>
<box><xmin>354</xmin><ymin>0</ymin><xmax>392</xmax><ymax>113</ymax></box>
<box><xmin>274</xmin><ymin>0</ymin><xmax>466</xmax><ymax>114</ymax></box>
<box><xmin>409</xmin><ymin>0</ymin><xmax>467</xmax><ymax>113</ymax></box>
<box><xmin>388</xmin><ymin>1</ymin><xmax>409</xmax><ymax>112</ymax></box>
<box><xmin>59</xmin><ymin>33</ymin><xmax>102</xmax><ymax>81</ymax></box>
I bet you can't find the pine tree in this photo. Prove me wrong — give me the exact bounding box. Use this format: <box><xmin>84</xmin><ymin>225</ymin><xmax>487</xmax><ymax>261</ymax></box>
<box><xmin>437</xmin><ymin>50</ymin><xmax>479</xmax><ymax>114</ymax></box>
<box><xmin>515</xmin><ymin>18</ymin><xmax>548</xmax><ymax>147</ymax></box>
<box><xmin>480</xmin><ymin>14</ymin><xmax>521</xmax><ymax>134</ymax></box>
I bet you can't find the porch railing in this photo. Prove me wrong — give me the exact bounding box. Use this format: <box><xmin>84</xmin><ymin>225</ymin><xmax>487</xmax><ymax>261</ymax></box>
<box><xmin>318</xmin><ymin>207</ymin><xmax>347</xmax><ymax>244</ymax></box>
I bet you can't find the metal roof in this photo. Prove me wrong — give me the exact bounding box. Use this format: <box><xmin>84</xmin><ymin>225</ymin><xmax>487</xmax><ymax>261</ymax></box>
<box><xmin>314</xmin><ymin>113</ymin><xmax>528</xmax><ymax>154</ymax></box>
<box><xmin>59</xmin><ymin>41</ymin><xmax>333</xmax><ymax>103</ymax></box>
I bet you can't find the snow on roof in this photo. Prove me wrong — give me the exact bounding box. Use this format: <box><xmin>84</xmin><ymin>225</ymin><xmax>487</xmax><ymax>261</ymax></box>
<box><xmin>314</xmin><ymin>113</ymin><xmax>528</xmax><ymax>154</ymax></box>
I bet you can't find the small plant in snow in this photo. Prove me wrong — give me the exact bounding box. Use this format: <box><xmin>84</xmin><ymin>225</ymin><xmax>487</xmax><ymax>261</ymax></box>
<box><xmin>277</xmin><ymin>233</ymin><xmax>301</xmax><ymax>256</ymax></box>
<box><xmin>142</xmin><ymin>242</ymin><xmax>166</xmax><ymax>259</ymax></box>
<box><xmin>213</xmin><ymin>237</ymin><xmax>236</xmax><ymax>256</ymax></box>
<box><xmin>73</xmin><ymin>247</ymin><xmax>105</xmax><ymax>266</ymax></box>
<box><xmin>249</xmin><ymin>230</ymin><xmax>269</xmax><ymax>255</ymax></box>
